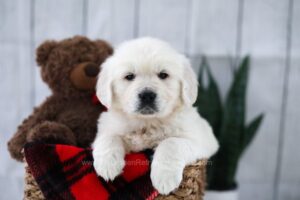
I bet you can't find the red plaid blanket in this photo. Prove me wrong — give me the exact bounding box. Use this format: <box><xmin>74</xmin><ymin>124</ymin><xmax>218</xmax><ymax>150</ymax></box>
<box><xmin>24</xmin><ymin>143</ymin><xmax>159</xmax><ymax>200</ymax></box>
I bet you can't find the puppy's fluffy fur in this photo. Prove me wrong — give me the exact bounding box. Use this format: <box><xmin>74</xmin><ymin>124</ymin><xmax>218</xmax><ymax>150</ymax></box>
<box><xmin>93</xmin><ymin>37</ymin><xmax>219</xmax><ymax>194</ymax></box>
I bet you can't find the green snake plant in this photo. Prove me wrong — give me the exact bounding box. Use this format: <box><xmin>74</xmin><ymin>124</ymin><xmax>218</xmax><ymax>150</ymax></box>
<box><xmin>194</xmin><ymin>56</ymin><xmax>264</xmax><ymax>190</ymax></box>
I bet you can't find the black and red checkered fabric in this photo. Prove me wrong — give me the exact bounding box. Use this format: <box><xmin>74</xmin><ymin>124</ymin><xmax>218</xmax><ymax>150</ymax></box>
<box><xmin>24</xmin><ymin>143</ymin><xmax>159</xmax><ymax>200</ymax></box>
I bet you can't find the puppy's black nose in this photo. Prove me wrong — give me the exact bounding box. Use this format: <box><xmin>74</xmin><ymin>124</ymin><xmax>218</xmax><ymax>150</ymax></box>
<box><xmin>139</xmin><ymin>90</ymin><xmax>157</xmax><ymax>104</ymax></box>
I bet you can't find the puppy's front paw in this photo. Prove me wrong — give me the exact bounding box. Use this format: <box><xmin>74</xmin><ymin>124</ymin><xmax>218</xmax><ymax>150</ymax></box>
<box><xmin>93</xmin><ymin>152</ymin><xmax>125</xmax><ymax>181</ymax></box>
<box><xmin>150</xmin><ymin>162</ymin><xmax>184</xmax><ymax>195</ymax></box>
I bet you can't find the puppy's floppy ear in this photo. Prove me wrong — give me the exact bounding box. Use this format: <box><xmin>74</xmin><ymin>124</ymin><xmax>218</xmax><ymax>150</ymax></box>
<box><xmin>181</xmin><ymin>56</ymin><xmax>198</xmax><ymax>106</ymax></box>
<box><xmin>96</xmin><ymin>61</ymin><xmax>113</xmax><ymax>109</ymax></box>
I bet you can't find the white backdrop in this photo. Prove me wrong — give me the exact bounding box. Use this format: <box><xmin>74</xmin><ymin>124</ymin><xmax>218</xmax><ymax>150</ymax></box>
<box><xmin>0</xmin><ymin>0</ymin><xmax>299</xmax><ymax>199</ymax></box>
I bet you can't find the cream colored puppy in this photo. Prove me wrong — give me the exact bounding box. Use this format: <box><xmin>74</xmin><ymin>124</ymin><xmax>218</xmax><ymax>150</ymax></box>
<box><xmin>93</xmin><ymin>37</ymin><xmax>219</xmax><ymax>195</ymax></box>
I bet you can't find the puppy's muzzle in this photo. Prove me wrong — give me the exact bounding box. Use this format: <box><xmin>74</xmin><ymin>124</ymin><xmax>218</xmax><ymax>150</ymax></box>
<box><xmin>137</xmin><ymin>90</ymin><xmax>158</xmax><ymax>115</ymax></box>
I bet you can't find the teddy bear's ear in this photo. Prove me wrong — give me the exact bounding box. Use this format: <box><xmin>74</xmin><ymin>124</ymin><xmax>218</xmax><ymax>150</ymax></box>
<box><xmin>94</xmin><ymin>40</ymin><xmax>113</xmax><ymax>55</ymax></box>
<box><xmin>36</xmin><ymin>40</ymin><xmax>58</xmax><ymax>66</ymax></box>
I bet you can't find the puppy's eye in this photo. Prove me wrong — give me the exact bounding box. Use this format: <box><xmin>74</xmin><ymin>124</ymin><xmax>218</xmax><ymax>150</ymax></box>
<box><xmin>124</xmin><ymin>73</ymin><xmax>135</xmax><ymax>81</ymax></box>
<box><xmin>158</xmin><ymin>72</ymin><xmax>169</xmax><ymax>80</ymax></box>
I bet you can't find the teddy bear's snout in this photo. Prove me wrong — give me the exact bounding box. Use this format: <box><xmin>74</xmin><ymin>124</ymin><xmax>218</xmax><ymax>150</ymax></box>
<box><xmin>84</xmin><ymin>63</ymin><xmax>100</xmax><ymax>77</ymax></box>
<box><xmin>70</xmin><ymin>62</ymin><xmax>100</xmax><ymax>90</ymax></box>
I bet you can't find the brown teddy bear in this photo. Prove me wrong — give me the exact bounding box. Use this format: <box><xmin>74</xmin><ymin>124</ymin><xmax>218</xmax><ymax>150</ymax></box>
<box><xmin>7</xmin><ymin>36</ymin><xmax>113</xmax><ymax>162</ymax></box>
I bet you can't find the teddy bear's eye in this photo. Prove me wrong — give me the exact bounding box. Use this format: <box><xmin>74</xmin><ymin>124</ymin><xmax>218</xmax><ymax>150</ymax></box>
<box><xmin>124</xmin><ymin>73</ymin><xmax>135</xmax><ymax>81</ymax></box>
<box><xmin>158</xmin><ymin>72</ymin><xmax>169</xmax><ymax>80</ymax></box>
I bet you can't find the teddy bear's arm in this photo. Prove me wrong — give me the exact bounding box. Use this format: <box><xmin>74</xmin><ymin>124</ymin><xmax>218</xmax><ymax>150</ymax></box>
<box><xmin>7</xmin><ymin>97</ymin><xmax>62</xmax><ymax>161</ymax></box>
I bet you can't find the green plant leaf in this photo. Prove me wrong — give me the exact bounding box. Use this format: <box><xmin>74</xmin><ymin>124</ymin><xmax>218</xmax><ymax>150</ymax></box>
<box><xmin>208</xmin><ymin>56</ymin><xmax>250</xmax><ymax>189</ymax></box>
<box><xmin>195</xmin><ymin>56</ymin><xmax>222</xmax><ymax>138</ymax></box>
<box><xmin>242</xmin><ymin>114</ymin><xmax>264</xmax><ymax>151</ymax></box>
<box><xmin>224</xmin><ymin>56</ymin><xmax>250</xmax><ymax>132</ymax></box>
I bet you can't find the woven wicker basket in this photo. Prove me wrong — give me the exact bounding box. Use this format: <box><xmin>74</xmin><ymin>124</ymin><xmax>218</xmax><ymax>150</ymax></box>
<box><xmin>24</xmin><ymin>160</ymin><xmax>206</xmax><ymax>200</ymax></box>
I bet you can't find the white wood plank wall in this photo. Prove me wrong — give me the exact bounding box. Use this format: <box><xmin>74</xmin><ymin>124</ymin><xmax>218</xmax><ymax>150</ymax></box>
<box><xmin>0</xmin><ymin>0</ymin><xmax>299</xmax><ymax>199</ymax></box>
